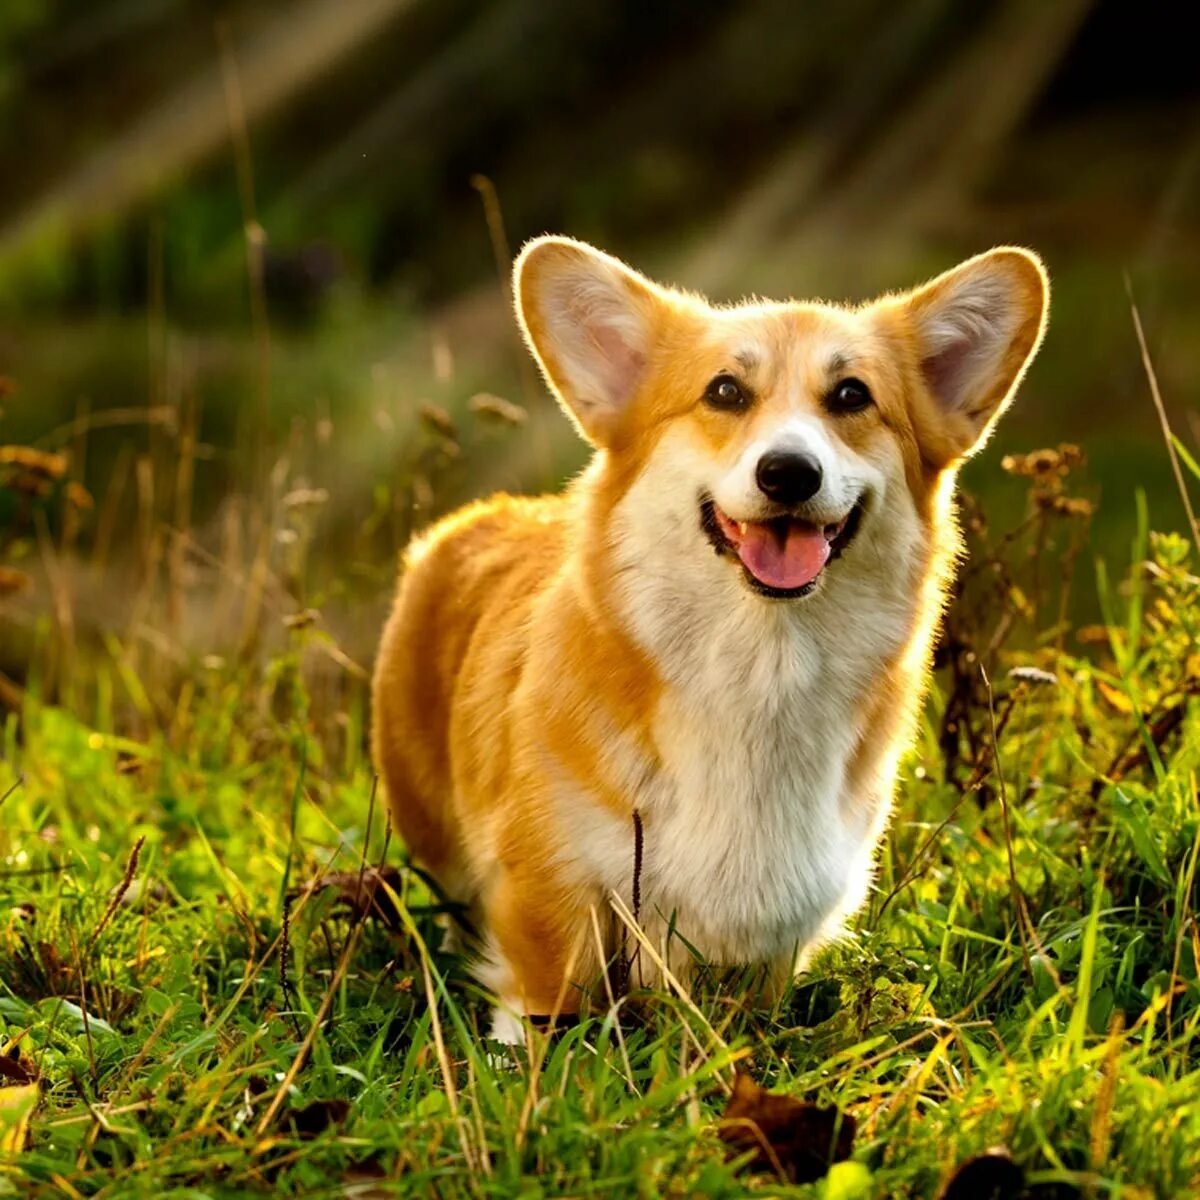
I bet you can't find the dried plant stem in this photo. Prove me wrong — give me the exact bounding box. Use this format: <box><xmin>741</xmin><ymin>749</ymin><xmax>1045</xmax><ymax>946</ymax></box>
<box><xmin>981</xmin><ymin>666</ymin><xmax>1061</xmax><ymax>991</ymax></box>
<box><xmin>470</xmin><ymin>172</ymin><xmax>551</xmax><ymax>482</ymax></box>
<box><xmin>278</xmin><ymin>896</ymin><xmax>304</xmax><ymax>1043</ymax></box>
<box><xmin>0</xmin><ymin>775</ymin><xmax>22</xmax><ymax>808</ymax></box>
<box><xmin>608</xmin><ymin>889</ymin><xmax>731</xmax><ymax>1085</ymax></box>
<box><xmin>255</xmin><ymin>924</ymin><xmax>362</xmax><ymax>1136</ymax></box>
<box><xmin>877</xmin><ymin>684</ymin><xmax>1025</xmax><ymax>920</ymax></box>
<box><xmin>1127</xmin><ymin>283</ymin><xmax>1200</xmax><ymax>557</ymax></box>
<box><xmin>167</xmin><ymin>385</ymin><xmax>197</xmax><ymax>632</ymax></box>
<box><xmin>217</xmin><ymin>18</ymin><xmax>271</xmax><ymax>467</ymax></box>
<box><xmin>87</xmin><ymin>836</ymin><xmax>146</xmax><ymax>958</ymax></box>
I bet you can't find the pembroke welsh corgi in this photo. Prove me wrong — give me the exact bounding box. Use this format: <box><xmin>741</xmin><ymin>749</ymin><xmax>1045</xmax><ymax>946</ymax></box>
<box><xmin>372</xmin><ymin>236</ymin><xmax>1048</xmax><ymax>1041</ymax></box>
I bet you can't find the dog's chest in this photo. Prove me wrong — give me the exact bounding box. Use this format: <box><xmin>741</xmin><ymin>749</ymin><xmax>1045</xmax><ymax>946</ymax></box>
<box><xmin>581</xmin><ymin>615</ymin><xmax>884</xmax><ymax>964</ymax></box>
<box><xmin>648</xmin><ymin>658</ymin><xmax>866</xmax><ymax>959</ymax></box>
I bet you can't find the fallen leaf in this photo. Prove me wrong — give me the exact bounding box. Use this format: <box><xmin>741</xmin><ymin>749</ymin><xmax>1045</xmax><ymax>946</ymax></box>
<box><xmin>342</xmin><ymin>1156</ymin><xmax>391</xmax><ymax>1199</ymax></box>
<box><xmin>0</xmin><ymin>1082</ymin><xmax>38</xmax><ymax>1152</ymax></box>
<box><xmin>717</xmin><ymin>1071</ymin><xmax>855</xmax><ymax>1183</ymax></box>
<box><xmin>292</xmin><ymin>866</ymin><xmax>404</xmax><ymax>930</ymax></box>
<box><xmin>0</xmin><ymin>1038</ymin><xmax>37</xmax><ymax>1086</ymax></box>
<box><xmin>939</xmin><ymin>1148</ymin><xmax>1025</xmax><ymax>1200</ymax></box>
<box><xmin>284</xmin><ymin>1098</ymin><xmax>350</xmax><ymax>1138</ymax></box>
<box><xmin>33</xmin><ymin>939</ymin><xmax>77</xmax><ymax>993</ymax></box>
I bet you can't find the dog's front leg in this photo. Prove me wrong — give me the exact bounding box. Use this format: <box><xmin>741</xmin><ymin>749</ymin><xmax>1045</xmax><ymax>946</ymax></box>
<box><xmin>481</xmin><ymin>864</ymin><xmax>597</xmax><ymax>1043</ymax></box>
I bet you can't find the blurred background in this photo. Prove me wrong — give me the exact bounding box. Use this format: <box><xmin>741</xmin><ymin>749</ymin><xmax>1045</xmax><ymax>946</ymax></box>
<box><xmin>0</xmin><ymin>0</ymin><xmax>1197</xmax><ymax>721</ymax></box>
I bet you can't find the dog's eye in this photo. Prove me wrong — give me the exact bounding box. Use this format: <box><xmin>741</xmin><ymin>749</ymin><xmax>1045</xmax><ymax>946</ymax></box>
<box><xmin>704</xmin><ymin>374</ymin><xmax>749</xmax><ymax>411</ymax></box>
<box><xmin>827</xmin><ymin>377</ymin><xmax>873</xmax><ymax>414</ymax></box>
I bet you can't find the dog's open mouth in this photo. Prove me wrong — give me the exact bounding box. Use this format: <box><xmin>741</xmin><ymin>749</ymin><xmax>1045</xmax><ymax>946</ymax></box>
<box><xmin>700</xmin><ymin>496</ymin><xmax>864</xmax><ymax>598</ymax></box>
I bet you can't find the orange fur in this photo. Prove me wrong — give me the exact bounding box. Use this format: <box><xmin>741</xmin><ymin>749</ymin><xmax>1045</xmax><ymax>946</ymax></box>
<box><xmin>371</xmin><ymin>237</ymin><xmax>1048</xmax><ymax>1035</ymax></box>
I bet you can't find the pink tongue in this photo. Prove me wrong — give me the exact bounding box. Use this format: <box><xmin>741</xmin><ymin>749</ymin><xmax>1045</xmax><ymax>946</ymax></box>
<box><xmin>737</xmin><ymin>521</ymin><xmax>830</xmax><ymax>590</ymax></box>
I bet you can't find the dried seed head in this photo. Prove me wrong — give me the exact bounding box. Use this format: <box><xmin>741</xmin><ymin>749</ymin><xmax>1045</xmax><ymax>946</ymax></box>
<box><xmin>282</xmin><ymin>486</ymin><xmax>329</xmax><ymax>510</ymax></box>
<box><xmin>469</xmin><ymin>392</ymin><xmax>528</xmax><ymax>425</ymax></box>
<box><xmin>1001</xmin><ymin>443</ymin><xmax>1086</xmax><ymax>479</ymax></box>
<box><xmin>419</xmin><ymin>403</ymin><xmax>457</xmax><ymax>439</ymax></box>
<box><xmin>1008</xmin><ymin>665</ymin><xmax>1058</xmax><ymax>687</ymax></box>
<box><xmin>283</xmin><ymin>608</ymin><xmax>320</xmax><ymax>630</ymax></box>
<box><xmin>0</xmin><ymin>445</ymin><xmax>68</xmax><ymax>479</ymax></box>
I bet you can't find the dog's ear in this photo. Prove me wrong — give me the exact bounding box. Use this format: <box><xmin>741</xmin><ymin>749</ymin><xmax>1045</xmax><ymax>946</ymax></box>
<box><xmin>514</xmin><ymin>237</ymin><xmax>663</xmax><ymax>445</ymax></box>
<box><xmin>892</xmin><ymin>248</ymin><xmax>1048</xmax><ymax>466</ymax></box>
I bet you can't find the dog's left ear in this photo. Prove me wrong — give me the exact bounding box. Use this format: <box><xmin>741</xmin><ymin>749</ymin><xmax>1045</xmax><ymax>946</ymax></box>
<box><xmin>893</xmin><ymin>248</ymin><xmax>1048</xmax><ymax>466</ymax></box>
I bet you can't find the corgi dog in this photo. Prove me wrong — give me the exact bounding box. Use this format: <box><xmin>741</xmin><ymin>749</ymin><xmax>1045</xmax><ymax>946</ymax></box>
<box><xmin>372</xmin><ymin>237</ymin><xmax>1048</xmax><ymax>1041</ymax></box>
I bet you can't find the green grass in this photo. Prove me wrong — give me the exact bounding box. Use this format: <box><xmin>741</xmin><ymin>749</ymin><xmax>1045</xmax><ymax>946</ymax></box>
<box><xmin>2</xmin><ymin>487</ymin><xmax>1199</xmax><ymax>1198</ymax></box>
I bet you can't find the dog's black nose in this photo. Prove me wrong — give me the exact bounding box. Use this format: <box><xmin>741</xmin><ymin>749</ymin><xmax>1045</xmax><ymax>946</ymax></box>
<box><xmin>755</xmin><ymin>451</ymin><xmax>823</xmax><ymax>505</ymax></box>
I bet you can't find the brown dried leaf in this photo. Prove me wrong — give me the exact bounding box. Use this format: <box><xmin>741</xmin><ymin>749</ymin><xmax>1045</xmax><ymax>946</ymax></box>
<box><xmin>717</xmin><ymin>1072</ymin><xmax>855</xmax><ymax>1183</ymax></box>
<box><xmin>292</xmin><ymin>865</ymin><xmax>404</xmax><ymax>930</ymax></box>
<box><xmin>284</xmin><ymin>1097</ymin><xmax>350</xmax><ymax>1138</ymax></box>
<box><xmin>342</xmin><ymin>1155</ymin><xmax>391</xmax><ymax>1199</ymax></box>
<box><xmin>37</xmin><ymin>940</ymin><xmax>77</xmax><ymax>993</ymax></box>
<box><xmin>0</xmin><ymin>1037</ymin><xmax>37</xmax><ymax>1086</ymax></box>
<box><xmin>938</xmin><ymin>1148</ymin><xmax>1025</xmax><ymax>1200</ymax></box>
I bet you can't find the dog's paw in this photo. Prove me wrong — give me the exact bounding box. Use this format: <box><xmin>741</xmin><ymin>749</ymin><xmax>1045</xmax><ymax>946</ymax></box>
<box><xmin>488</xmin><ymin>1005</ymin><xmax>527</xmax><ymax>1047</ymax></box>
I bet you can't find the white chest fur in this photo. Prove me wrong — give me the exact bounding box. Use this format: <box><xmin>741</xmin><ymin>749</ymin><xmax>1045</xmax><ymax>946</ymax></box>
<box><xmin>632</xmin><ymin>594</ymin><xmax>897</xmax><ymax>965</ymax></box>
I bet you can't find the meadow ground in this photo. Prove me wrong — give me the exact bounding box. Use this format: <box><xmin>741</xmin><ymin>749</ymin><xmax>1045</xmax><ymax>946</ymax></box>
<box><xmin>1</xmin><ymin>399</ymin><xmax>1199</xmax><ymax>1200</ymax></box>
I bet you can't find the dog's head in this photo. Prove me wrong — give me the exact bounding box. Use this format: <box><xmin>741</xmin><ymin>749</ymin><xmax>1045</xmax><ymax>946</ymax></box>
<box><xmin>514</xmin><ymin>237</ymin><xmax>1047</xmax><ymax>604</ymax></box>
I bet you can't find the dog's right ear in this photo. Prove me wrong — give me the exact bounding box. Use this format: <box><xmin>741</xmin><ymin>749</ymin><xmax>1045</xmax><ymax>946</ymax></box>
<box><xmin>514</xmin><ymin>237</ymin><xmax>662</xmax><ymax>446</ymax></box>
